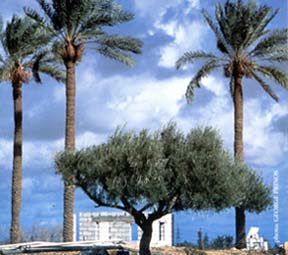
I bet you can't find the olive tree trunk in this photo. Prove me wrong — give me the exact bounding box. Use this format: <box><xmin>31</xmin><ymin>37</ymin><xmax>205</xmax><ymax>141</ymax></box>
<box><xmin>233</xmin><ymin>74</ymin><xmax>246</xmax><ymax>249</ymax></box>
<box><xmin>10</xmin><ymin>82</ymin><xmax>23</xmax><ymax>243</ymax></box>
<box><xmin>139</xmin><ymin>222</ymin><xmax>153</xmax><ymax>255</ymax></box>
<box><xmin>63</xmin><ymin>60</ymin><xmax>76</xmax><ymax>242</ymax></box>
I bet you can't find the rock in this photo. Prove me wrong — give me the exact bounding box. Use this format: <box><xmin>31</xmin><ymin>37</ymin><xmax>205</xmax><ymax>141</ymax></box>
<box><xmin>285</xmin><ymin>241</ymin><xmax>288</xmax><ymax>255</ymax></box>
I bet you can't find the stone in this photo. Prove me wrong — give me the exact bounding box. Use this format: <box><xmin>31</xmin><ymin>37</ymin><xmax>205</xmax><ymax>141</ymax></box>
<box><xmin>284</xmin><ymin>241</ymin><xmax>288</xmax><ymax>255</ymax></box>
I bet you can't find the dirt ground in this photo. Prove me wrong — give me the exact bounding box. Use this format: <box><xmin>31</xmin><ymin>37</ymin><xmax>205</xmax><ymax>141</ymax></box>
<box><xmin>19</xmin><ymin>247</ymin><xmax>269</xmax><ymax>255</ymax></box>
<box><xmin>151</xmin><ymin>246</ymin><xmax>268</xmax><ymax>255</ymax></box>
<box><xmin>13</xmin><ymin>244</ymin><xmax>288</xmax><ymax>255</ymax></box>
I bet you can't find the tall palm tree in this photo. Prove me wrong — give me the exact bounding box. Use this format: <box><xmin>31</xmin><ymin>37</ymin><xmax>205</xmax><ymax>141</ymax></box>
<box><xmin>176</xmin><ymin>0</ymin><xmax>287</xmax><ymax>249</ymax></box>
<box><xmin>25</xmin><ymin>0</ymin><xmax>143</xmax><ymax>241</ymax></box>
<box><xmin>0</xmin><ymin>15</ymin><xmax>64</xmax><ymax>243</ymax></box>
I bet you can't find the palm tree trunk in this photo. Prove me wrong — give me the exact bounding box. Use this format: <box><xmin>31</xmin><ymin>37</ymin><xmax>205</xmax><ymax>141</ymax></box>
<box><xmin>233</xmin><ymin>75</ymin><xmax>244</xmax><ymax>161</ymax></box>
<box><xmin>63</xmin><ymin>60</ymin><xmax>76</xmax><ymax>242</ymax></box>
<box><xmin>10</xmin><ymin>82</ymin><xmax>23</xmax><ymax>243</ymax></box>
<box><xmin>233</xmin><ymin>74</ymin><xmax>246</xmax><ymax>249</ymax></box>
<box><xmin>139</xmin><ymin>222</ymin><xmax>153</xmax><ymax>255</ymax></box>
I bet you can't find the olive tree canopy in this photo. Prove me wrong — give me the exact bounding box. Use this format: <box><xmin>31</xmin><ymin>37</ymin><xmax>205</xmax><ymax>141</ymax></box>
<box><xmin>55</xmin><ymin>123</ymin><xmax>271</xmax><ymax>255</ymax></box>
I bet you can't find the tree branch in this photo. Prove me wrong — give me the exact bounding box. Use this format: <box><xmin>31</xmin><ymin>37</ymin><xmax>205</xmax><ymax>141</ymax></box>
<box><xmin>79</xmin><ymin>183</ymin><xmax>126</xmax><ymax>211</ymax></box>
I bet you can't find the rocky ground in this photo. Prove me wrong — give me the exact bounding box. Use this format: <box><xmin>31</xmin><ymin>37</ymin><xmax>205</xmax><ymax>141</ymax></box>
<box><xmin>10</xmin><ymin>242</ymin><xmax>288</xmax><ymax>255</ymax></box>
<box><xmin>151</xmin><ymin>246</ymin><xmax>270</xmax><ymax>255</ymax></box>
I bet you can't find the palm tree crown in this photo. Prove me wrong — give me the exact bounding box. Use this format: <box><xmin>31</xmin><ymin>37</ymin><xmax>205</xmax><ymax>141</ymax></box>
<box><xmin>176</xmin><ymin>0</ymin><xmax>287</xmax><ymax>102</ymax></box>
<box><xmin>25</xmin><ymin>0</ymin><xmax>143</xmax><ymax>66</ymax></box>
<box><xmin>0</xmin><ymin>15</ymin><xmax>64</xmax><ymax>84</ymax></box>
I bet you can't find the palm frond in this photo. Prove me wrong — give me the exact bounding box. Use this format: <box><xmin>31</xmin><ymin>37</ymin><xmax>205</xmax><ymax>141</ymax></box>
<box><xmin>242</xmin><ymin>6</ymin><xmax>279</xmax><ymax>48</ymax></box>
<box><xmin>250</xmin><ymin>29</ymin><xmax>288</xmax><ymax>57</ymax></box>
<box><xmin>29</xmin><ymin>48</ymin><xmax>65</xmax><ymax>83</ymax></box>
<box><xmin>37</xmin><ymin>0</ymin><xmax>54</xmax><ymax>21</ymax></box>
<box><xmin>229</xmin><ymin>77</ymin><xmax>235</xmax><ymax>98</ymax></box>
<box><xmin>3</xmin><ymin>15</ymin><xmax>52</xmax><ymax>58</ymax></box>
<box><xmin>24</xmin><ymin>7</ymin><xmax>46</xmax><ymax>26</ymax></box>
<box><xmin>202</xmin><ymin>9</ymin><xmax>234</xmax><ymax>56</ymax></box>
<box><xmin>0</xmin><ymin>16</ymin><xmax>3</xmax><ymax>33</ymax></box>
<box><xmin>31</xmin><ymin>50</ymin><xmax>50</xmax><ymax>83</ymax></box>
<box><xmin>0</xmin><ymin>65</ymin><xmax>10</xmax><ymax>82</ymax></box>
<box><xmin>250</xmin><ymin>71</ymin><xmax>278</xmax><ymax>101</ymax></box>
<box><xmin>96</xmin><ymin>46</ymin><xmax>135</xmax><ymax>66</ymax></box>
<box><xmin>50</xmin><ymin>0</ymin><xmax>67</xmax><ymax>31</ymax></box>
<box><xmin>186</xmin><ymin>59</ymin><xmax>221</xmax><ymax>103</ymax></box>
<box><xmin>38</xmin><ymin>64</ymin><xmax>65</xmax><ymax>83</ymax></box>
<box><xmin>262</xmin><ymin>52</ymin><xmax>288</xmax><ymax>63</ymax></box>
<box><xmin>176</xmin><ymin>51</ymin><xmax>219</xmax><ymax>69</ymax></box>
<box><xmin>0</xmin><ymin>53</ymin><xmax>6</xmax><ymax>64</ymax></box>
<box><xmin>80</xmin><ymin>28</ymin><xmax>105</xmax><ymax>40</ymax></box>
<box><xmin>95</xmin><ymin>35</ymin><xmax>142</xmax><ymax>54</ymax></box>
<box><xmin>78</xmin><ymin>9</ymin><xmax>133</xmax><ymax>35</ymax></box>
<box><xmin>254</xmin><ymin>65</ymin><xmax>288</xmax><ymax>90</ymax></box>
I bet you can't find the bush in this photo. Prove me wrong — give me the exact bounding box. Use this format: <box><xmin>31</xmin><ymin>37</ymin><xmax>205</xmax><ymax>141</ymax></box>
<box><xmin>268</xmin><ymin>245</ymin><xmax>285</xmax><ymax>255</ymax></box>
<box><xmin>21</xmin><ymin>224</ymin><xmax>63</xmax><ymax>242</ymax></box>
<box><xmin>210</xmin><ymin>235</ymin><xmax>234</xmax><ymax>249</ymax></box>
<box><xmin>184</xmin><ymin>248</ymin><xmax>207</xmax><ymax>255</ymax></box>
<box><xmin>176</xmin><ymin>241</ymin><xmax>195</xmax><ymax>248</ymax></box>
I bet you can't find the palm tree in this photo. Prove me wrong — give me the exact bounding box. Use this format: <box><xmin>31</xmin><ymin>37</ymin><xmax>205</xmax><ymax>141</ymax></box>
<box><xmin>25</xmin><ymin>0</ymin><xmax>143</xmax><ymax>241</ymax></box>
<box><xmin>176</xmin><ymin>0</ymin><xmax>287</xmax><ymax>249</ymax></box>
<box><xmin>0</xmin><ymin>15</ymin><xmax>64</xmax><ymax>243</ymax></box>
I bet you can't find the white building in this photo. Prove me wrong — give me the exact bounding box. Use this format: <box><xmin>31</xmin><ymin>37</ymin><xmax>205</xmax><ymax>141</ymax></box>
<box><xmin>246</xmin><ymin>227</ymin><xmax>268</xmax><ymax>251</ymax></box>
<box><xmin>78</xmin><ymin>212</ymin><xmax>174</xmax><ymax>246</ymax></box>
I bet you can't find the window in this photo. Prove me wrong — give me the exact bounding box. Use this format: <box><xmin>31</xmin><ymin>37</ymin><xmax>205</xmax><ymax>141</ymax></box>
<box><xmin>159</xmin><ymin>222</ymin><xmax>165</xmax><ymax>241</ymax></box>
<box><xmin>95</xmin><ymin>222</ymin><xmax>100</xmax><ymax>240</ymax></box>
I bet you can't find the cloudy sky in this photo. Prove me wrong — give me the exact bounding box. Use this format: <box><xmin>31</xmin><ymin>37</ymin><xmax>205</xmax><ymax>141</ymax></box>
<box><xmin>0</xmin><ymin>0</ymin><xmax>287</xmax><ymax>244</ymax></box>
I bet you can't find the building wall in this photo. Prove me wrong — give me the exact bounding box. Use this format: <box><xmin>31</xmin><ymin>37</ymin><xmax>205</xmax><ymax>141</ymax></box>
<box><xmin>79</xmin><ymin>212</ymin><xmax>132</xmax><ymax>242</ymax></box>
<box><xmin>78</xmin><ymin>212</ymin><xmax>173</xmax><ymax>246</ymax></box>
<box><xmin>138</xmin><ymin>214</ymin><xmax>173</xmax><ymax>246</ymax></box>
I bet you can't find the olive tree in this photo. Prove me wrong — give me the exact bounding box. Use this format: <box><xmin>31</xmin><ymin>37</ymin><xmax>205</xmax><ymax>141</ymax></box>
<box><xmin>55</xmin><ymin>124</ymin><xmax>270</xmax><ymax>255</ymax></box>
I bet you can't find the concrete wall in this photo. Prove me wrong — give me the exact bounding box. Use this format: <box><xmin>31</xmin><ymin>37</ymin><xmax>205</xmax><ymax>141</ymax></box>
<box><xmin>138</xmin><ymin>214</ymin><xmax>173</xmax><ymax>246</ymax></box>
<box><xmin>78</xmin><ymin>212</ymin><xmax>173</xmax><ymax>246</ymax></box>
<box><xmin>79</xmin><ymin>212</ymin><xmax>132</xmax><ymax>242</ymax></box>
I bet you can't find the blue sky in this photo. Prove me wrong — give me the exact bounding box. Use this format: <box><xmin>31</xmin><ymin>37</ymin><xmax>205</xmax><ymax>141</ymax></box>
<box><xmin>0</xmin><ymin>0</ymin><xmax>287</xmax><ymax>245</ymax></box>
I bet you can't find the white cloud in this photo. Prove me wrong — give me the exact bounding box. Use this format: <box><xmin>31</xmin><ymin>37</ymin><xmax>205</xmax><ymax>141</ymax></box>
<box><xmin>132</xmin><ymin>0</ymin><xmax>205</xmax><ymax>69</ymax></box>
<box><xmin>101</xmin><ymin>74</ymin><xmax>189</xmax><ymax>130</ymax></box>
<box><xmin>243</xmin><ymin>99</ymin><xmax>287</xmax><ymax>166</ymax></box>
<box><xmin>133</xmin><ymin>0</ymin><xmax>200</xmax><ymax>17</ymax></box>
<box><xmin>155</xmin><ymin>15</ymin><xmax>208</xmax><ymax>68</ymax></box>
<box><xmin>76</xmin><ymin>132</ymin><xmax>108</xmax><ymax>149</ymax></box>
<box><xmin>0</xmin><ymin>140</ymin><xmax>13</xmax><ymax>169</ymax></box>
<box><xmin>22</xmin><ymin>177</ymin><xmax>34</xmax><ymax>193</ymax></box>
<box><xmin>202</xmin><ymin>76</ymin><xmax>227</xmax><ymax>97</ymax></box>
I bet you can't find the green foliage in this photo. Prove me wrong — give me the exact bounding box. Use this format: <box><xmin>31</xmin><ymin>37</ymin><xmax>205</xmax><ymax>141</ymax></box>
<box><xmin>0</xmin><ymin>15</ymin><xmax>65</xmax><ymax>84</ymax></box>
<box><xmin>3</xmin><ymin>16</ymin><xmax>50</xmax><ymax>57</ymax></box>
<box><xmin>176</xmin><ymin>0</ymin><xmax>288</xmax><ymax>102</ymax></box>
<box><xmin>210</xmin><ymin>235</ymin><xmax>234</xmax><ymax>249</ymax></box>
<box><xmin>230</xmin><ymin>162</ymin><xmax>272</xmax><ymax>213</ymax></box>
<box><xmin>21</xmin><ymin>224</ymin><xmax>63</xmax><ymax>242</ymax></box>
<box><xmin>176</xmin><ymin>241</ymin><xmax>195</xmax><ymax>248</ymax></box>
<box><xmin>55</xmin><ymin>123</ymin><xmax>236</xmax><ymax>215</ymax></box>
<box><xmin>55</xmin><ymin>123</ymin><xmax>270</xmax><ymax>217</ymax></box>
<box><xmin>268</xmin><ymin>245</ymin><xmax>285</xmax><ymax>255</ymax></box>
<box><xmin>178</xmin><ymin>233</ymin><xmax>233</xmax><ymax>250</ymax></box>
<box><xmin>25</xmin><ymin>0</ymin><xmax>143</xmax><ymax>66</ymax></box>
